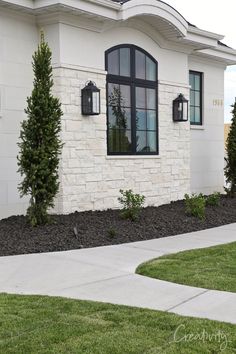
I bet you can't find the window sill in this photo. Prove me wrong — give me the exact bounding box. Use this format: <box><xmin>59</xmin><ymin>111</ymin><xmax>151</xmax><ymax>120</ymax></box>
<box><xmin>106</xmin><ymin>155</ymin><xmax>161</xmax><ymax>160</ymax></box>
<box><xmin>190</xmin><ymin>125</ymin><xmax>205</xmax><ymax>130</ymax></box>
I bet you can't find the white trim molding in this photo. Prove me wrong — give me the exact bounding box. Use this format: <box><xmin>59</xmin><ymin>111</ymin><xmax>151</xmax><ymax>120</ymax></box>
<box><xmin>0</xmin><ymin>0</ymin><xmax>236</xmax><ymax>64</ymax></box>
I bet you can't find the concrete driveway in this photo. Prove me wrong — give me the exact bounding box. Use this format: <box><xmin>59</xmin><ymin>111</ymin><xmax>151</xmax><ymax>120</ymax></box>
<box><xmin>0</xmin><ymin>223</ymin><xmax>236</xmax><ymax>324</ymax></box>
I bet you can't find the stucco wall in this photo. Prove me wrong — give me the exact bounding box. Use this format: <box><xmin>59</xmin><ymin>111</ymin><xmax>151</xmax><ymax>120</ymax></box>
<box><xmin>0</xmin><ymin>9</ymin><xmax>38</xmax><ymax>219</ymax></box>
<box><xmin>58</xmin><ymin>23</ymin><xmax>188</xmax><ymax>84</ymax></box>
<box><xmin>0</xmin><ymin>10</ymin><xmax>226</xmax><ymax>219</ymax></box>
<box><xmin>53</xmin><ymin>65</ymin><xmax>190</xmax><ymax>213</ymax></box>
<box><xmin>189</xmin><ymin>56</ymin><xmax>226</xmax><ymax>194</ymax></box>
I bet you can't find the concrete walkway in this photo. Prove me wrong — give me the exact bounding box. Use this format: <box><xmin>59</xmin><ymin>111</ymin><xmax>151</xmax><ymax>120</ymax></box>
<box><xmin>0</xmin><ymin>223</ymin><xmax>236</xmax><ymax>324</ymax></box>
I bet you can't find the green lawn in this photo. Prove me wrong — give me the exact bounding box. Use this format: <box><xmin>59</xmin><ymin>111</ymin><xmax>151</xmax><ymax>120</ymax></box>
<box><xmin>136</xmin><ymin>242</ymin><xmax>236</xmax><ymax>293</ymax></box>
<box><xmin>0</xmin><ymin>294</ymin><xmax>235</xmax><ymax>353</ymax></box>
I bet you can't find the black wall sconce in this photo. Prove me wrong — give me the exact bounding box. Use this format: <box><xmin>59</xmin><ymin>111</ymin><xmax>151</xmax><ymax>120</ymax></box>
<box><xmin>173</xmin><ymin>93</ymin><xmax>188</xmax><ymax>122</ymax></box>
<box><xmin>81</xmin><ymin>81</ymin><xmax>100</xmax><ymax>116</ymax></box>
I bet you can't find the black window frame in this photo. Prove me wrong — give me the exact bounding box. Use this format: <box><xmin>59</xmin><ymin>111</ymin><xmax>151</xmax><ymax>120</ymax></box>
<box><xmin>105</xmin><ymin>44</ymin><xmax>159</xmax><ymax>156</ymax></box>
<box><xmin>189</xmin><ymin>70</ymin><xmax>203</xmax><ymax>126</ymax></box>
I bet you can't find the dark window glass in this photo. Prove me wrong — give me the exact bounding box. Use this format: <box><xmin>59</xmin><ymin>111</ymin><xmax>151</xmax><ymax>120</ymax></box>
<box><xmin>135</xmin><ymin>50</ymin><xmax>156</xmax><ymax>81</ymax></box>
<box><xmin>147</xmin><ymin>111</ymin><xmax>156</xmax><ymax>130</ymax></box>
<box><xmin>108</xmin><ymin>106</ymin><xmax>131</xmax><ymax>130</ymax></box>
<box><xmin>190</xmin><ymin>90</ymin><xmax>195</xmax><ymax>106</ymax></box>
<box><xmin>136</xmin><ymin>110</ymin><xmax>146</xmax><ymax>130</ymax></box>
<box><xmin>120</xmin><ymin>85</ymin><xmax>131</xmax><ymax>107</ymax></box>
<box><xmin>108</xmin><ymin>83</ymin><xmax>131</xmax><ymax>106</ymax></box>
<box><xmin>136</xmin><ymin>87</ymin><xmax>146</xmax><ymax>109</ymax></box>
<box><xmin>120</xmin><ymin>48</ymin><xmax>130</xmax><ymax>77</ymax></box>
<box><xmin>195</xmin><ymin>92</ymin><xmax>200</xmax><ymax>106</ymax></box>
<box><xmin>106</xmin><ymin>45</ymin><xmax>158</xmax><ymax>155</ymax></box>
<box><xmin>136</xmin><ymin>131</ymin><xmax>147</xmax><ymax>152</ymax></box>
<box><xmin>147</xmin><ymin>89</ymin><xmax>156</xmax><ymax>109</ymax></box>
<box><xmin>146</xmin><ymin>56</ymin><xmax>156</xmax><ymax>81</ymax></box>
<box><xmin>136</xmin><ymin>131</ymin><xmax>156</xmax><ymax>153</ymax></box>
<box><xmin>195</xmin><ymin>75</ymin><xmax>200</xmax><ymax>90</ymax></box>
<box><xmin>135</xmin><ymin>50</ymin><xmax>146</xmax><ymax>80</ymax></box>
<box><xmin>147</xmin><ymin>131</ymin><xmax>156</xmax><ymax>152</ymax></box>
<box><xmin>189</xmin><ymin>74</ymin><xmax>194</xmax><ymax>90</ymax></box>
<box><xmin>108</xmin><ymin>50</ymin><xmax>119</xmax><ymax>76</ymax></box>
<box><xmin>108</xmin><ymin>129</ymin><xmax>132</xmax><ymax>153</ymax></box>
<box><xmin>107</xmin><ymin>48</ymin><xmax>131</xmax><ymax>77</ymax></box>
<box><xmin>195</xmin><ymin>107</ymin><xmax>200</xmax><ymax>122</ymax></box>
<box><xmin>108</xmin><ymin>83</ymin><xmax>131</xmax><ymax>152</ymax></box>
<box><xmin>189</xmin><ymin>71</ymin><xmax>202</xmax><ymax>125</ymax></box>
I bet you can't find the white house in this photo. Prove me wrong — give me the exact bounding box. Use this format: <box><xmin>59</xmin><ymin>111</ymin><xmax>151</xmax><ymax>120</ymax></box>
<box><xmin>0</xmin><ymin>0</ymin><xmax>236</xmax><ymax>219</ymax></box>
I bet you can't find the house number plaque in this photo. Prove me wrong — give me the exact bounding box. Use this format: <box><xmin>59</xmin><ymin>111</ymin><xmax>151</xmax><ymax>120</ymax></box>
<box><xmin>213</xmin><ymin>99</ymin><xmax>223</xmax><ymax>106</ymax></box>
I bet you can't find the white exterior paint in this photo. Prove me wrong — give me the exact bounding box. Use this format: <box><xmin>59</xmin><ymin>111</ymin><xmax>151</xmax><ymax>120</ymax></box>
<box><xmin>0</xmin><ymin>9</ymin><xmax>38</xmax><ymax>218</ymax></box>
<box><xmin>0</xmin><ymin>0</ymin><xmax>236</xmax><ymax>219</ymax></box>
<box><xmin>58</xmin><ymin>24</ymin><xmax>188</xmax><ymax>83</ymax></box>
<box><xmin>189</xmin><ymin>57</ymin><xmax>226</xmax><ymax>194</ymax></box>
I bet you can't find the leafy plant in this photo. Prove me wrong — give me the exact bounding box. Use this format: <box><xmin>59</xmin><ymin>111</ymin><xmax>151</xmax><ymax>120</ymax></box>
<box><xmin>184</xmin><ymin>193</ymin><xmax>206</xmax><ymax>220</ymax></box>
<box><xmin>107</xmin><ymin>228</ymin><xmax>117</xmax><ymax>238</ymax></box>
<box><xmin>108</xmin><ymin>87</ymin><xmax>131</xmax><ymax>152</ymax></box>
<box><xmin>206</xmin><ymin>192</ymin><xmax>221</xmax><ymax>207</ymax></box>
<box><xmin>118</xmin><ymin>189</ymin><xmax>145</xmax><ymax>221</ymax></box>
<box><xmin>18</xmin><ymin>32</ymin><xmax>63</xmax><ymax>226</ymax></box>
<box><xmin>225</xmin><ymin>101</ymin><xmax>236</xmax><ymax>197</ymax></box>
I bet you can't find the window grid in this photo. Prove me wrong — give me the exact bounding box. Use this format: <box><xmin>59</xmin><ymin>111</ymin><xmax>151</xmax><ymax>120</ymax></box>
<box><xmin>105</xmin><ymin>45</ymin><xmax>158</xmax><ymax>155</ymax></box>
<box><xmin>189</xmin><ymin>71</ymin><xmax>203</xmax><ymax>125</ymax></box>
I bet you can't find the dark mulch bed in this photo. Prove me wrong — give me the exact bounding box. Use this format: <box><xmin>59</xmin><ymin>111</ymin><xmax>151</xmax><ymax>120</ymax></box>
<box><xmin>1</xmin><ymin>196</ymin><xmax>236</xmax><ymax>257</ymax></box>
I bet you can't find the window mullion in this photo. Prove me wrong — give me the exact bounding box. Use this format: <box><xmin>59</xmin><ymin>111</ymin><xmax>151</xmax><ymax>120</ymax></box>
<box><xmin>106</xmin><ymin>44</ymin><xmax>158</xmax><ymax>155</ymax></box>
<box><xmin>131</xmin><ymin>46</ymin><xmax>136</xmax><ymax>154</ymax></box>
<box><xmin>131</xmin><ymin>83</ymin><xmax>136</xmax><ymax>154</ymax></box>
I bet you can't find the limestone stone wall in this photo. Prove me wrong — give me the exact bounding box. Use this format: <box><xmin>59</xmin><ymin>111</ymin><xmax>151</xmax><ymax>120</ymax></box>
<box><xmin>53</xmin><ymin>65</ymin><xmax>190</xmax><ymax>214</ymax></box>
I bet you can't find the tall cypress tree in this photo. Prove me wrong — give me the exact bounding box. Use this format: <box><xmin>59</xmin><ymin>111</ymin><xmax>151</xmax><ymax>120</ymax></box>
<box><xmin>18</xmin><ymin>33</ymin><xmax>63</xmax><ymax>226</ymax></box>
<box><xmin>225</xmin><ymin>101</ymin><xmax>236</xmax><ymax>197</ymax></box>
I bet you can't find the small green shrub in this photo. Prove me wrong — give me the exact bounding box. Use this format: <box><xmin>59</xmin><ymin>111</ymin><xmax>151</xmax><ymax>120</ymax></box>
<box><xmin>108</xmin><ymin>228</ymin><xmax>117</xmax><ymax>238</ymax></box>
<box><xmin>184</xmin><ymin>193</ymin><xmax>206</xmax><ymax>220</ymax></box>
<box><xmin>118</xmin><ymin>189</ymin><xmax>145</xmax><ymax>221</ymax></box>
<box><xmin>206</xmin><ymin>192</ymin><xmax>221</xmax><ymax>206</ymax></box>
<box><xmin>224</xmin><ymin>186</ymin><xmax>236</xmax><ymax>198</ymax></box>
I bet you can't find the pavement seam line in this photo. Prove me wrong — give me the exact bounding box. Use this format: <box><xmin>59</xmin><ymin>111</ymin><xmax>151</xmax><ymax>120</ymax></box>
<box><xmin>43</xmin><ymin>253</ymin><xmax>131</xmax><ymax>272</ymax></box>
<box><xmin>52</xmin><ymin>273</ymin><xmax>133</xmax><ymax>292</ymax></box>
<box><xmin>124</xmin><ymin>239</ymin><xmax>236</xmax><ymax>254</ymax></box>
<box><xmin>166</xmin><ymin>289</ymin><xmax>210</xmax><ymax>312</ymax></box>
<box><xmin>124</xmin><ymin>245</ymin><xmax>172</xmax><ymax>253</ymax></box>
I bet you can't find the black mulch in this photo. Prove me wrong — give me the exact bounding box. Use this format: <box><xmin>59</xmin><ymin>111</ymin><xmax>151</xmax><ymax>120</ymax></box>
<box><xmin>0</xmin><ymin>196</ymin><xmax>236</xmax><ymax>257</ymax></box>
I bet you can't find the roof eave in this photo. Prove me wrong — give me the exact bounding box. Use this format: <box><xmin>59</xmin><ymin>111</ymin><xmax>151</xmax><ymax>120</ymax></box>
<box><xmin>1</xmin><ymin>0</ymin><xmax>236</xmax><ymax>65</ymax></box>
<box><xmin>193</xmin><ymin>47</ymin><xmax>236</xmax><ymax>65</ymax></box>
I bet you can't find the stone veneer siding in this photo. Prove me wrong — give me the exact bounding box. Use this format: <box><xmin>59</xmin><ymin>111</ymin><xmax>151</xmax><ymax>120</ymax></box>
<box><xmin>53</xmin><ymin>65</ymin><xmax>191</xmax><ymax>214</ymax></box>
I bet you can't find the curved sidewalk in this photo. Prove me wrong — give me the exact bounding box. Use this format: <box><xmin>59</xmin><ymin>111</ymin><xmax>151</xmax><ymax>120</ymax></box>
<box><xmin>0</xmin><ymin>223</ymin><xmax>236</xmax><ymax>324</ymax></box>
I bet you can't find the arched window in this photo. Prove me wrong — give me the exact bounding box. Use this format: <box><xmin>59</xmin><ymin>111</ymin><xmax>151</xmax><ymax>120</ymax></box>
<box><xmin>105</xmin><ymin>44</ymin><xmax>158</xmax><ymax>155</ymax></box>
